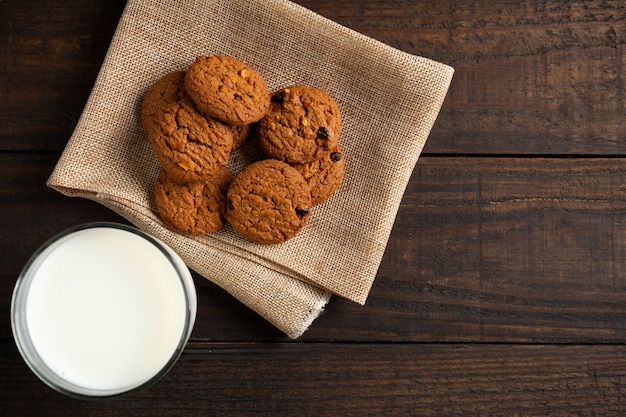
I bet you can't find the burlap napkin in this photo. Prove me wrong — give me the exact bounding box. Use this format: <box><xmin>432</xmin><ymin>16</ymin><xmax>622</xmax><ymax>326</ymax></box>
<box><xmin>47</xmin><ymin>0</ymin><xmax>453</xmax><ymax>338</ymax></box>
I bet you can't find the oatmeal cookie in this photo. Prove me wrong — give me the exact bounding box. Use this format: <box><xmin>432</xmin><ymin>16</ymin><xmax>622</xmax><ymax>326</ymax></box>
<box><xmin>140</xmin><ymin>71</ymin><xmax>190</xmax><ymax>124</ymax></box>
<box><xmin>145</xmin><ymin>100</ymin><xmax>233</xmax><ymax>183</ymax></box>
<box><xmin>184</xmin><ymin>55</ymin><xmax>270</xmax><ymax>125</ymax></box>
<box><xmin>229</xmin><ymin>123</ymin><xmax>253</xmax><ymax>150</ymax></box>
<box><xmin>154</xmin><ymin>167</ymin><xmax>233</xmax><ymax>235</ymax></box>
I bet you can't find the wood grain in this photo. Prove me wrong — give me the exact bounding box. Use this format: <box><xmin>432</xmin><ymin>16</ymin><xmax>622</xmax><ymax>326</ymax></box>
<box><xmin>0</xmin><ymin>0</ymin><xmax>126</xmax><ymax>151</ymax></box>
<box><xmin>2</xmin><ymin>0</ymin><xmax>623</xmax><ymax>154</ymax></box>
<box><xmin>2</xmin><ymin>341</ymin><xmax>626</xmax><ymax>416</ymax></box>
<box><xmin>294</xmin><ymin>0</ymin><xmax>626</xmax><ymax>155</ymax></box>
<box><xmin>3</xmin><ymin>0</ymin><xmax>626</xmax><ymax>415</ymax></box>
<box><xmin>3</xmin><ymin>154</ymin><xmax>626</xmax><ymax>343</ymax></box>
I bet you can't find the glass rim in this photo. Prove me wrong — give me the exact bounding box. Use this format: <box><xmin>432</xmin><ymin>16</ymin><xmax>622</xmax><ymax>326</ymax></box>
<box><xmin>10</xmin><ymin>222</ymin><xmax>197</xmax><ymax>400</ymax></box>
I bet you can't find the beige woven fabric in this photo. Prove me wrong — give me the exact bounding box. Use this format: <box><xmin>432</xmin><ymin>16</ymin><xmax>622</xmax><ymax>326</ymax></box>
<box><xmin>47</xmin><ymin>0</ymin><xmax>453</xmax><ymax>338</ymax></box>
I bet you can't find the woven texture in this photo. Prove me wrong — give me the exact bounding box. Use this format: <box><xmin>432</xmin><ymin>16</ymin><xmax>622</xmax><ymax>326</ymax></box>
<box><xmin>47</xmin><ymin>0</ymin><xmax>454</xmax><ymax>338</ymax></box>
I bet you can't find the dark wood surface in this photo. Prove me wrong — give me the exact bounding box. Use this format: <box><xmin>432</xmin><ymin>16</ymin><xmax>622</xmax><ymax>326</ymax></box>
<box><xmin>2</xmin><ymin>0</ymin><xmax>626</xmax><ymax>415</ymax></box>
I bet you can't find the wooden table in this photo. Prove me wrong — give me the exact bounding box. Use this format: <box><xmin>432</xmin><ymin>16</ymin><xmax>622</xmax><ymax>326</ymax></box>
<box><xmin>2</xmin><ymin>0</ymin><xmax>625</xmax><ymax>415</ymax></box>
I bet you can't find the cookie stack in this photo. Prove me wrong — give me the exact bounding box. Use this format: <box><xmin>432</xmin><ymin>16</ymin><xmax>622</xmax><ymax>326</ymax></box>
<box><xmin>141</xmin><ymin>54</ymin><xmax>344</xmax><ymax>244</ymax></box>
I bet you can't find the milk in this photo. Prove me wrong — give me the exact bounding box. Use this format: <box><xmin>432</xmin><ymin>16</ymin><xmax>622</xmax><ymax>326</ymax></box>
<box><xmin>12</xmin><ymin>224</ymin><xmax>196</xmax><ymax>397</ymax></box>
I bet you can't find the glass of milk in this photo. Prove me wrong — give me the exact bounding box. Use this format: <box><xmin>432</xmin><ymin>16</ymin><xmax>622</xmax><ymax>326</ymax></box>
<box><xmin>11</xmin><ymin>222</ymin><xmax>197</xmax><ymax>399</ymax></box>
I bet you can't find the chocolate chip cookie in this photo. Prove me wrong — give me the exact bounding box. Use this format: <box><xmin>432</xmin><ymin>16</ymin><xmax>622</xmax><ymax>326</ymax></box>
<box><xmin>184</xmin><ymin>55</ymin><xmax>270</xmax><ymax>125</ymax></box>
<box><xmin>256</xmin><ymin>85</ymin><xmax>342</xmax><ymax>164</ymax></box>
<box><xmin>145</xmin><ymin>100</ymin><xmax>234</xmax><ymax>183</ymax></box>
<box><xmin>154</xmin><ymin>167</ymin><xmax>233</xmax><ymax>235</ymax></box>
<box><xmin>225</xmin><ymin>159</ymin><xmax>312</xmax><ymax>244</ymax></box>
<box><xmin>292</xmin><ymin>146</ymin><xmax>345</xmax><ymax>205</ymax></box>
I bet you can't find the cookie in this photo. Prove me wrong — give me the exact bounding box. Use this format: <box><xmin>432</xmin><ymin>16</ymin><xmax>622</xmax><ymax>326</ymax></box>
<box><xmin>292</xmin><ymin>146</ymin><xmax>345</xmax><ymax>206</ymax></box>
<box><xmin>229</xmin><ymin>123</ymin><xmax>253</xmax><ymax>150</ymax></box>
<box><xmin>256</xmin><ymin>85</ymin><xmax>342</xmax><ymax>164</ymax></box>
<box><xmin>184</xmin><ymin>55</ymin><xmax>270</xmax><ymax>125</ymax></box>
<box><xmin>145</xmin><ymin>100</ymin><xmax>234</xmax><ymax>183</ymax></box>
<box><xmin>140</xmin><ymin>71</ymin><xmax>189</xmax><ymax>124</ymax></box>
<box><xmin>225</xmin><ymin>159</ymin><xmax>312</xmax><ymax>244</ymax></box>
<box><xmin>154</xmin><ymin>167</ymin><xmax>233</xmax><ymax>235</ymax></box>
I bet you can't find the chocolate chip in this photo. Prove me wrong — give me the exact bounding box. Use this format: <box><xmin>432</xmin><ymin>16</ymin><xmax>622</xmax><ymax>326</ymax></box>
<box><xmin>227</xmin><ymin>199</ymin><xmax>234</xmax><ymax>210</ymax></box>
<box><xmin>233</xmin><ymin>93</ymin><xmax>242</xmax><ymax>100</ymax></box>
<box><xmin>317</xmin><ymin>127</ymin><xmax>329</xmax><ymax>140</ymax></box>
<box><xmin>271</xmin><ymin>91</ymin><xmax>285</xmax><ymax>104</ymax></box>
<box><xmin>330</xmin><ymin>152</ymin><xmax>342</xmax><ymax>162</ymax></box>
<box><xmin>296</xmin><ymin>207</ymin><xmax>309</xmax><ymax>217</ymax></box>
